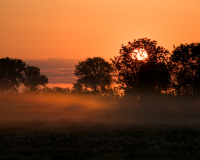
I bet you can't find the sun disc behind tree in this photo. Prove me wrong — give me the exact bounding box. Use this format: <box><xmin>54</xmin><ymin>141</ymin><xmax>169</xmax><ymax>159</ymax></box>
<box><xmin>132</xmin><ymin>48</ymin><xmax>148</xmax><ymax>60</ymax></box>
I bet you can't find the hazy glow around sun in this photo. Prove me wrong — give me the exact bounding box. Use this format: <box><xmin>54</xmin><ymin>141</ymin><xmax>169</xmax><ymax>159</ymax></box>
<box><xmin>132</xmin><ymin>48</ymin><xmax>148</xmax><ymax>60</ymax></box>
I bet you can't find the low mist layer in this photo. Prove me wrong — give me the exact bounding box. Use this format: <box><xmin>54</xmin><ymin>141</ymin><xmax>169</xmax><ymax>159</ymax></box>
<box><xmin>1</xmin><ymin>94</ymin><xmax>200</xmax><ymax>130</ymax></box>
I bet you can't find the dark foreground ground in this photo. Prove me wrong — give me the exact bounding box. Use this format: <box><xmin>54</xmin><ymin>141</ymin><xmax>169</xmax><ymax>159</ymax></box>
<box><xmin>0</xmin><ymin>124</ymin><xmax>200</xmax><ymax>160</ymax></box>
<box><xmin>1</xmin><ymin>94</ymin><xmax>200</xmax><ymax>160</ymax></box>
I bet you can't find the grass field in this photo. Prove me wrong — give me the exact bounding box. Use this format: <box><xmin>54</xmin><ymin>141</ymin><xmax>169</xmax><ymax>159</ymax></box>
<box><xmin>0</xmin><ymin>94</ymin><xmax>200</xmax><ymax>160</ymax></box>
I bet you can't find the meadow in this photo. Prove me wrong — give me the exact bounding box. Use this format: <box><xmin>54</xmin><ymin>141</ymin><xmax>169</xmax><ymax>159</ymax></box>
<box><xmin>0</xmin><ymin>94</ymin><xmax>200</xmax><ymax>160</ymax></box>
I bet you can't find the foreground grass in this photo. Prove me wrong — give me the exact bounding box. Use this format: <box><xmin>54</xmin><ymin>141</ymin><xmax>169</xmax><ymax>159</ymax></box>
<box><xmin>0</xmin><ymin>123</ymin><xmax>200</xmax><ymax>160</ymax></box>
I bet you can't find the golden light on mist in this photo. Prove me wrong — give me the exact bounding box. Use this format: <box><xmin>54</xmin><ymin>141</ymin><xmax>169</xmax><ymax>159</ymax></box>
<box><xmin>132</xmin><ymin>48</ymin><xmax>148</xmax><ymax>60</ymax></box>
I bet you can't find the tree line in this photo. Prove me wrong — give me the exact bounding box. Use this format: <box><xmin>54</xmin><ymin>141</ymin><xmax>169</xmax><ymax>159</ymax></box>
<box><xmin>73</xmin><ymin>38</ymin><xmax>200</xmax><ymax>99</ymax></box>
<box><xmin>1</xmin><ymin>38</ymin><xmax>200</xmax><ymax>99</ymax></box>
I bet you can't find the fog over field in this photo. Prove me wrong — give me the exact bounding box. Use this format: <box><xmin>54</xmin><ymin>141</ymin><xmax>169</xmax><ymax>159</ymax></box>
<box><xmin>1</xmin><ymin>94</ymin><xmax>200</xmax><ymax>130</ymax></box>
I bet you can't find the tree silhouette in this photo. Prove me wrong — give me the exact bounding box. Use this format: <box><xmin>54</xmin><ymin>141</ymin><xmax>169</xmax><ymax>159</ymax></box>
<box><xmin>136</xmin><ymin>62</ymin><xmax>170</xmax><ymax>96</ymax></box>
<box><xmin>0</xmin><ymin>57</ymin><xmax>25</xmax><ymax>93</ymax></box>
<box><xmin>23</xmin><ymin>65</ymin><xmax>48</xmax><ymax>92</ymax></box>
<box><xmin>72</xmin><ymin>82</ymin><xmax>85</xmax><ymax>94</ymax></box>
<box><xmin>194</xmin><ymin>67</ymin><xmax>200</xmax><ymax>95</ymax></box>
<box><xmin>112</xmin><ymin>38</ymin><xmax>171</xmax><ymax>97</ymax></box>
<box><xmin>73</xmin><ymin>57</ymin><xmax>113</xmax><ymax>94</ymax></box>
<box><xmin>171</xmin><ymin>43</ymin><xmax>200</xmax><ymax>96</ymax></box>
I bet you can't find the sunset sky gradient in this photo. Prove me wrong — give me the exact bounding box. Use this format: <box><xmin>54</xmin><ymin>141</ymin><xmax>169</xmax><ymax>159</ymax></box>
<box><xmin>1</xmin><ymin>0</ymin><xmax>200</xmax><ymax>86</ymax></box>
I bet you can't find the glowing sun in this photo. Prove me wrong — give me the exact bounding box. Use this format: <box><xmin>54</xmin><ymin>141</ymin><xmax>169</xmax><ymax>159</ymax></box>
<box><xmin>132</xmin><ymin>48</ymin><xmax>148</xmax><ymax>60</ymax></box>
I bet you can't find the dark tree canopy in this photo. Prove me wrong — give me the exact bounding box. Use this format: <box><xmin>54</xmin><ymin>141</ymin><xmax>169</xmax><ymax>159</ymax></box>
<box><xmin>24</xmin><ymin>65</ymin><xmax>48</xmax><ymax>92</ymax></box>
<box><xmin>73</xmin><ymin>57</ymin><xmax>113</xmax><ymax>94</ymax></box>
<box><xmin>0</xmin><ymin>57</ymin><xmax>25</xmax><ymax>93</ymax></box>
<box><xmin>0</xmin><ymin>57</ymin><xmax>48</xmax><ymax>93</ymax></box>
<box><xmin>171</xmin><ymin>43</ymin><xmax>200</xmax><ymax>96</ymax></box>
<box><xmin>112</xmin><ymin>38</ymin><xmax>171</xmax><ymax>97</ymax></box>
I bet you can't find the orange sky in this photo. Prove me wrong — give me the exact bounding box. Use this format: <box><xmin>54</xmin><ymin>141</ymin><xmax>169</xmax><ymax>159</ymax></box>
<box><xmin>1</xmin><ymin>0</ymin><xmax>200</xmax><ymax>86</ymax></box>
